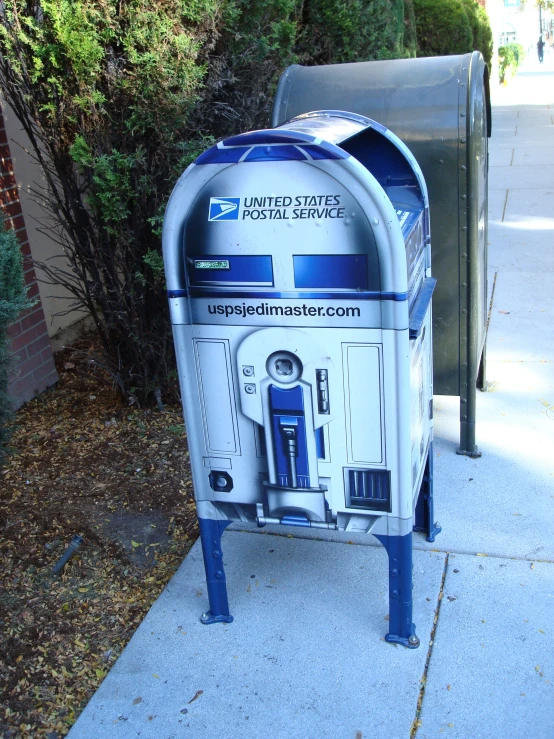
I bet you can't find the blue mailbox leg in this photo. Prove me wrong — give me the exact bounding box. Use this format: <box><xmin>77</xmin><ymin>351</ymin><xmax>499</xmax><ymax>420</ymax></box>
<box><xmin>375</xmin><ymin>532</ymin><xmax>420</xmax><ymax>648</ymax></box>
<box><xmin>198</xmin><ymin>517</ymin><xmax>234</xmax><ymax>625</ymax></box>
<box><xmin>413</xmin><ymin>443</ymin><xmax>442</xmax><ymax>543</ymax></box>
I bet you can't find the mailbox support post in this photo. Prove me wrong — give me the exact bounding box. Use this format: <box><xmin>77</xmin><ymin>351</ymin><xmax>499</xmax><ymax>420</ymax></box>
<box><xmin>198</xmin><ymin>518</ymin><xmax>234</xmax><ymax>625</ymax></box>
<box><xmin>455</xmin><ymin>52</ymin><xmax>490</xmax><ymax>459</ymax></box>
<box><xmin>375</xmin><ymin>533</ymin><xmax>420</xmax><ymax>649</ymax></box>
<box><xmin>414</xmin><ymin>444</ymin><xmax>442</xmax><ymax>542</ymax></box>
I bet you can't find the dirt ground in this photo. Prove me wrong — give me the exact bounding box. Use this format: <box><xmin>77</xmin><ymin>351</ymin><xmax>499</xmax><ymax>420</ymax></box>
<box><xmin>0</xmin><ymin>343</ymin><xmax>198</xmax><ymax>737</ymax></box>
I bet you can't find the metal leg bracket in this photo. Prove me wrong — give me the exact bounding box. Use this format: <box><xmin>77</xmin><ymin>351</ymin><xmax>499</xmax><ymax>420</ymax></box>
<box><xmin>375</xmin><ymin>532</ymin><xmax>420</xmax><ymax>649</ymax></box>
<box><xmin>198</xmin><ymin>517</ymin><xmax>234</xmax><ymax>625</ymax></box>
<box><xmin>414</xmin><ymin>443</ymin><xmax>442</xmax><ymax>543</ymax></box>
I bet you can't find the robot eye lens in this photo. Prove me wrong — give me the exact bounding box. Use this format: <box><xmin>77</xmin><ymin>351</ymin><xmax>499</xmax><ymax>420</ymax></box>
<box><xmin>266</xmin><ymin>351</ymin><xmax>303</xmax><ymax>383</ymax></box>
<box><xmin>275</xmin><ymin>359</ymin><xmax>293</xmax><ymax>376</ymax></box>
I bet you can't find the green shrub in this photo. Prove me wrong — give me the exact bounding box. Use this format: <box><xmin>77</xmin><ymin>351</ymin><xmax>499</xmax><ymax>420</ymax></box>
<box><xmin>413</xmin><ymin>0</ymin><xmax>472</xmax><ymax>57</ymax></box>
<box><xmin>296</xmin><ymin>0</ymin><xmax>408</xmax><ymax>65</ymax></box>
<box><xmin>513</xmin><ymin>43</ymin><xmax>525</xmax><ymax>65</ymax></box>
<box><xmin>413</xmin><ymin>0</ymin><xmax>493</xmax><ymax>66</ymax></box>
<box><xmin>0</xmin><ymin>1</ymin><xmax>222</xmax><ymax>405</ymax></box>
<box><xmin>0</xmin><ymin>0</ymin><xmax>417</xmax><ymax>404</ymax></box>
<box><xmin>498</xmin><ymin>43</ymin><xmax>525</xmax><ymax>84</ymax></box>
<box><xmin>195</xmin><ymin>1</ymin><xmax>301</xmax><ymax>135</ymax></box>
<box><xmin>202</xmin><ymin>0</ymin><xmax>415</xmax><ymax>136</ymax></box>
<box><xmin>403</xmin><ymin>0</ymin><xmax>418</xmax><ymax>58</ymax></box>
<box><xmin>0</xmin><ymin>224</ymin><xmax>33</xmax><ymax>463</ymax></box>
<box><xmin>475</xmin><ymin>5</ymin><xmax>493</xmax><ymax>69</ymax></box>
<box><xmin>462</xmin><ymin>0</ymin><xmax>493</xmax><ymax>69</ymax></box>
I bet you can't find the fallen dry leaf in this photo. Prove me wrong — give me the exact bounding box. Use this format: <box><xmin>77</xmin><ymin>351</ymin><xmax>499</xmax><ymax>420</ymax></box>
<box><xmin>0</xmin><ymin>339</ymin><xmax>198</xmax><ymax>736</ymax></box>
<box><xmin>188</xmin><ymin>690</ymin><xmax>204</xmax><ymax>704</ymax></box>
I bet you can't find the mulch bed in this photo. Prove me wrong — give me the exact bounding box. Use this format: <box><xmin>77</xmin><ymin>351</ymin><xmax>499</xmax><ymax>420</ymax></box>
<box><xmin>0</xmin><ymin>342</ymin><xmax>198</xmax><ymax>737</ymax></box>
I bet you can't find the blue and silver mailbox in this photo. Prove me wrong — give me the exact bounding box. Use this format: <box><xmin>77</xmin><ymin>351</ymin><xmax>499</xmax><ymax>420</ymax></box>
<box><xmin>162</xmin><ymin>111</ymin><xmax>440</xmax><ymax>648</ymax></box>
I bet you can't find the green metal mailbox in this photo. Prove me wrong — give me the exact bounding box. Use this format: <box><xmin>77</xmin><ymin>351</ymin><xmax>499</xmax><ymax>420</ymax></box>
<box><xmin>272</xmin><ymin>52</ymin><xmax>491</xmax><ymax>457</ymax></box>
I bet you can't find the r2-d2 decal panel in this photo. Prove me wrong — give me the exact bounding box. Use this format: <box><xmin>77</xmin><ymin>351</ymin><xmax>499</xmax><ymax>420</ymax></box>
<box><xmin>237</xmin><ymin>327</ymin><xmax>332</xmax><ymax>523</ymax></box>
<box><xmin>181</xmin><ymin>322</ymin><xmax>418</xmax><ymax>524</ymax></box>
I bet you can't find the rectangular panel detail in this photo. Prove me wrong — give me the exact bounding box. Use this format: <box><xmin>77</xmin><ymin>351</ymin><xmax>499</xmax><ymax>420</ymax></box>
<box><xmin>203</xmin><ymin>457</ymin><xmax>232</xmax><ymax>469</ymax></box>
<box><xmin>190</xmin><ymin>255</ymin><xmax>273</xmax><ymax>286</ymax></box>
<box><xmin>343</xmin><ymin>344</ymin><xmax>383</xmax><ymax>464</ymax></box>
<box><xmin>293</xmin><ymin>255</ymin><xmax>368</xmax><ymax>289</ymax></box>
<box><xmin>194</xmin><ymin>340</ymin><xmax>239</xmax><ymax>454</ymax></box>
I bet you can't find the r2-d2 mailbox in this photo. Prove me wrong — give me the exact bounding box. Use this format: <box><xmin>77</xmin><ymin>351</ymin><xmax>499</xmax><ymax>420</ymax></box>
<box><xmin>162</xmin><ymin>110</ymin><xmax>440</xmax><ymax>648</ymax></box>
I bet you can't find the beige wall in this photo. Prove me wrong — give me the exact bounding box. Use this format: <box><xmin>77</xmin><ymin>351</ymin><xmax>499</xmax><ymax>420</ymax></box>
<box><xmin>1</xmin><ymin>96</ymin><xmax>86</xmax><ymax>338</ymax></box>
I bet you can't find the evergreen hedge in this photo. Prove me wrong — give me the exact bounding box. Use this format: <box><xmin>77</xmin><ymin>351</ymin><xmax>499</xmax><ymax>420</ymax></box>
<box><xmin>0</xmin><ymin>224</ymin><xmax>33</xmax><ymax>463</ymax></box>
<box><xmin>462</xmin><ymin>0</ymin><xmax>493</xmax><ymax>69</ymax></box>
<box><xmin>0</xmin><ymin>0</ymin><xmax>413</xmax><ymax>403</ymax></box>
<box><xmin>200</xmin><ymin>0</ymin><xmax>417</xmax><ymax>135</ymax></box>
<box><xmin>413</xmin><ymin>0</ymin><xmax>492</xmax><ymax>67</ymax></box>
<box><xmin>297</xmin><ymin>0</ymin><xmax>410</xmax><ymax>65</ymax></box>
<box><xmin>0</xmin><ymin>0</ymin><xmax>491</xmax><ymax>404</ymax></box>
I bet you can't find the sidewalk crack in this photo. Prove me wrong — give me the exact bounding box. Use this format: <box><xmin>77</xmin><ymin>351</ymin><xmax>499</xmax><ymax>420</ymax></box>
<box><xmin>412</xmin><ymin>545</ymin><xmax>553</xmax><ymax>564</ymax></box>
<box><xmin>501</xmin><ymin>190</ymin><xmax>509</xmax><ymax>222</ymax></box>
<box><xmin>487</xmin><ymin>271</ymin><xmax>498</xmax><ymax>333</ymax></box>
<box><xmin>410</xmin><ymin>553</ymin><xmax>449</xmax><ymax>738</ymax></box>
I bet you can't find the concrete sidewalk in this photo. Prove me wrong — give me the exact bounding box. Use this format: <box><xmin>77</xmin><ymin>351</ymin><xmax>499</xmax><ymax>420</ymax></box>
<box><xmin>69</xmin><ymin>64</ymin><xmax>554</xmax><ymax>739</ymax></box>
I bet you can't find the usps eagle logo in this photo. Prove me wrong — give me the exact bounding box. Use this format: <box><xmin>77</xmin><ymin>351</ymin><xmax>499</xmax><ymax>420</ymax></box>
<box><xmin>208</xmin><ymin>197</ymin><xmax>240</xmax><ymax>221</ymax></box>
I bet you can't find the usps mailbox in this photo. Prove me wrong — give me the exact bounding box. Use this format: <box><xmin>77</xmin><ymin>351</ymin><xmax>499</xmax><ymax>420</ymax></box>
<box><xmin>163</xmin><ymin>111</ymin><xmax>440</xmax><ymax>648</ymax></box>
<box><xmin>272</xmin><ymin>54</ymin><xmax>491</xmax><ymax>458</ymax></box>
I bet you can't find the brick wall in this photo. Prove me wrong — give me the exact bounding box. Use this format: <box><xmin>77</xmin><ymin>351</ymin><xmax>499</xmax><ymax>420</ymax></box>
<box><xmin>1</xmin><ymin>109</ymin><xmax>58</xmax><ymax>408</ymax></box>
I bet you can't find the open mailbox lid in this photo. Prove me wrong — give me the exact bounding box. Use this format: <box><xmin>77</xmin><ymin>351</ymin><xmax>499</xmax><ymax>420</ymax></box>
<box><xmin>276</xmin><ymin>110</ymin><xmax>430</xmax><ymax>260</ymax></box>
<box><xmin>163</xmin><ymin>110</ymin><xmax>432</xmax><ymax>327</ymax></box>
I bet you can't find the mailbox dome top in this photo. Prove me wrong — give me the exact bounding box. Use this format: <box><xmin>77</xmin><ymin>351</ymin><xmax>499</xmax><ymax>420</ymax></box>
<box><xmin>163</xmin><ymin>111</ymin><xmax>429</xmax><ymax>298</ymax></box>
<box><xmin>194</xmin><ymin>110</ymin><xmax>427</xmax><ymax>217</ymax></box>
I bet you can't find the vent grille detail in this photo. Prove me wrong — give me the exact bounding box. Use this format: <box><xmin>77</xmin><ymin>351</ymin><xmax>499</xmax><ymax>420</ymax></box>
<box><xmin>346</xmin><ymin>469</ymin><xmax>391</xmax><ymax>512</ymax></box>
